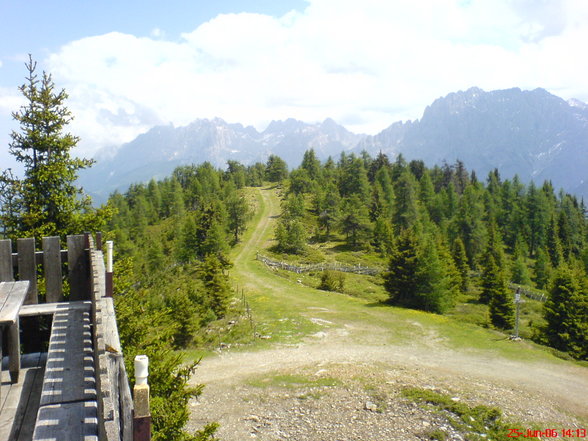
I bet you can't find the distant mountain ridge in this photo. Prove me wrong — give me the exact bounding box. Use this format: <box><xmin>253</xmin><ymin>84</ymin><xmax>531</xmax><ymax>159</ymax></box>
<box><xmin>79</xmin><ymin>87</ymin><xmax>588</xmax><ymax>202</ymax></box>
<box><xmin>357</xmin><ymin>87</ymin><xmax>588</xmax><ymax>198</ymax></box>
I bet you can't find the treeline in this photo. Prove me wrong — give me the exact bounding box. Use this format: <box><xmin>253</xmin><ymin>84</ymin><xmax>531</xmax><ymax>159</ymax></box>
<box><xmin>274</xmin><ymin>150</ymin><xmax>588</xmax><ymax>360</ymax></box>
<box><xmin>107</xmin><ymin>161</ymin><xmax>258</xmax><ymax>441</ymax></box>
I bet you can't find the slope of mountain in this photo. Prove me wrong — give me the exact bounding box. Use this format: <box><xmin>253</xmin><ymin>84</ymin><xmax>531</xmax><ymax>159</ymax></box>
<box><xmin>80</xmin><ymin>87</ymin><xmax>588</xmax><ymax>202</ymax></box>
<box><xmin>79</xmin><ymin>117</ymin><xmax>362</xmax><ymax>202</ymax></box>
<box><xmin>358</xmin><ymin>87</ymin><xmax>588</xmax><ymax>198</ymax></box>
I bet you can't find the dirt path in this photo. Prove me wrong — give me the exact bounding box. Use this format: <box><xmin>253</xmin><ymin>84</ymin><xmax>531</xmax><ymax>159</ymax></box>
<box><xmin>188</xmin><ymin>186</ymin><xmax>588</xmax><ymax>440</ymax></box>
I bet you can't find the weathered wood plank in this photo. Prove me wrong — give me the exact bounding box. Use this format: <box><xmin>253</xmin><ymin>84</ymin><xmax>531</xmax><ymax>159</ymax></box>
<box><xmin>8</xmin><ymin>322</ymin><xmax>20</xmax><ymax>383</ymax></box>
<box><xmin>17</xmin><ymin>238</ymin><xmax>37</xmax><ymax>304</ymax></box>
<box><xmin>33</xmin><ymin>401</ymin><xmax>98</xmax><ymax>441</ymax></box>
<box><xmin>0</xmin><ymin>281</ymin><xmax>29</xmax><ymax>324</ymax></box>
<box><xmin>0</xmin><ymin>239</ymin><xmax>13</xmax><ymax>282</ymax></box>
<box><xmin>119</xmin><ymin>359</ymin><xmax>134</xmax><ymax>440</ymax></box>
<box><xmin>0</xmin><ymin>282</ymin><xmax>29</xmax><ymax>385</ymax></box>
<box><xmin>43</xmin><ymin>236</ymin><xmax>63</xmax><ymax>303</ymax></box>
<box><xmin>67</xmin><ymin>234</ymin><xmax>90</xmax><ymax>301</ymax></box>
<box><xmin>40</xmin><ymin>306</ymin><xmax>96</xmax><ymax>406</ymax></box>
<box><xmin>0</xmin><ymin>353</ymin><xmax>47</xmax><ymax>441</ymax></box>
<box><xmin>19</xmin><ymin>300</ymin><xmax>91</xmax><ymax>317</ymax></box>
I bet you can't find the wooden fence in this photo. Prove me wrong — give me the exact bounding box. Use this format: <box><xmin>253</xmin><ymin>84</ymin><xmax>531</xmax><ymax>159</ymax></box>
<box><xmin>256</xmin><ymin>252</ymin><xmax>382</xmax><ymax>276</ymax></box>
<box><xmin>89</xmin><ymin>236</ymin><xmax>134</xmax><ymax>440</ymax></box>
<box><xmin>0</xmin><ymin>235</ymin><xmax>91</xmax><ymax>302</ymax></box>
<box><xmin>257</xmin><ymin>252</ymin><xmax>548</xmax><ymax>303</ymax></box>
<box><xmin>509</xmin><ymin>283</ymin><xmax>547</xmax><ymax>302</ymax></box>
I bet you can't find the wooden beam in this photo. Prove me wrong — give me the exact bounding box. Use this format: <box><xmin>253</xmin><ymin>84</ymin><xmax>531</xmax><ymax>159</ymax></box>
<box><xmin>43</xmin><ymin>236</ymin><xmax>63</xmax><ymax>303</ymax></box>
<box><xmin>17</xmin><ymin>239</ymin><xmax>37</xmax><ymax>304</ymax></box>
<box><xmin>19</xmin><ymin>301</ymin><xmax>91</xmax><ymax>317</ymax></box>
<box><xmin>67</xmin><ymin>235</ymin><xmax>90</xmax><ymax>301</ymax></box>
<box><xmin>0</xmin><ymin>240</ymin><xmax>13</xmax><ymax>282</ymax></box>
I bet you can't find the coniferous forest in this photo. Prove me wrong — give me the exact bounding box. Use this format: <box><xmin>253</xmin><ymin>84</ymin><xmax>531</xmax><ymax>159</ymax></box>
<box><xmin>106</xmin><ymin>149</ymin><xmax>588</xmax><ymax>363</ymax></box>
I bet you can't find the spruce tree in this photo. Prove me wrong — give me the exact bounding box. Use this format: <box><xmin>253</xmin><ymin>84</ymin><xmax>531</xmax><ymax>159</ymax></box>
<box><xmin>480</xmin><ymin>254</ymin><xmax>502</xmax><ymax>304</ymax></box>
<box><xmin>451</xmin><ymin>237</ymin><xmax>469</xmax><ymax>293</ymax></box>
<box><xmin>384</xmin><ymin>229</ymin><xmax>419</xmax><ymax>307</ymax></box>
<box><xmin>481</xmin><ymin>254</ymin><xmax>514</xmax><ymax>329</ymax></box>
<box><xmin>199</xmin><ymin>254</ymin><xmax>231</xmax><ymax>318</ymax></box>
<box><xmin>339</xmin><ymin>195</ymin><xmax>371</xmax><ymax>248</ymax></box>
<box><xmin>2</xmin><ymin>55</ymin><xmax>107</xmax><ymax>239</ymax></box>
<box><xmin>414</xmin><ymin>236</ymin><xmax>455</xmax><ymax>313</ymax></box>
<box><xmin>533</xmin><ymin>248</ymin><xmax>552</xmax><ymax>289</ymax></box>
<box><xmin>265</xmin><ymin>155</ymin><xmax>288</xmax><ymax>182</ymax></box>
<box><xmin>489</xmin><ymin>279</ymin><xmax>515</xmax><ymax>330</ymax></box>
<box><xmin>543</xmin><ymin>266</ymin><xmax>588</xmax><ymax>360</ymax></box>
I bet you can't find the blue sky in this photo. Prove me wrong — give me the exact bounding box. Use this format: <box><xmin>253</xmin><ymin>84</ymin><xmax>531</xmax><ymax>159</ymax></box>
<box><xmin>1</xmin><ymin>0</ymin><xmax>588</xmax><ymax>170</ymax></box>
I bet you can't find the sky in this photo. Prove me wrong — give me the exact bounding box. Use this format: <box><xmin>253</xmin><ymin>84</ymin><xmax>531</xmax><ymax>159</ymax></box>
<box><xmin>1</xmin><ymin>0</ymin><xmax>588</xmax><ymax>170</ymax></box>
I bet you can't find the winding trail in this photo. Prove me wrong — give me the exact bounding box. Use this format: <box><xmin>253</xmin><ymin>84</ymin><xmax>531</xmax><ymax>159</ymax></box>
<box><xmin>188</xmin><ymin>186</ymin><xmax>588</xmax><ymax>440</ymax></box>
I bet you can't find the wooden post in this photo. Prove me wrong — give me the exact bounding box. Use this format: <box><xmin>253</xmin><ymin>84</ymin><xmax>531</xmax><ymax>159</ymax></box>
<box><xmin>105</xmin><ymin>241</ymin><xmax>113</xmax><ymax>297</ymax></box>
<box><xmin>43</xmin><ymin>236</ymin><xmax>63</xmax><ymax>302</ymax></box>
<box><xmin>67</xmin><ymin>234</ymin><xmax>90</xmax><ymax>300</ymax></box>
<box><xmin>133</xmin><ymin>355</ymin><xmax>151</xmax><ymax>441</ymax></box>
<box><xmin>17</xmin><ymin>238</ymin><xmax>37</xmax><ymax>304</ymax></box>
<box><xmin>96</xmin><ymin>232</ymin><xmax>103</xmax><ymax>250</ymax></box>
<box><xmin>0</xmin><ymin>239</ymin><xmax>13</xmax><ymax>281</ymax></box>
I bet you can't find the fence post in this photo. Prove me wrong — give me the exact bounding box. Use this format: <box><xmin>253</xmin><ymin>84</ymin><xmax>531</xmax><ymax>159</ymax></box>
<box><xmin>105</xmin><ymin>240</ymin><xmax>114</xmax><ymax>297</ymax></box>
<box><xmin>133</xmin><ymin>355</ymin><xmax>151</xmax><ymax>441</ymax></box>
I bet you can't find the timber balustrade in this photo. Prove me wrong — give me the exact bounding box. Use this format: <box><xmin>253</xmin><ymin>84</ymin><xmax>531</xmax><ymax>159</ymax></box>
<box><xmin>0</xmin><ymin>234</ymin><xmax>144</xmax><ymax>441</ymax></box>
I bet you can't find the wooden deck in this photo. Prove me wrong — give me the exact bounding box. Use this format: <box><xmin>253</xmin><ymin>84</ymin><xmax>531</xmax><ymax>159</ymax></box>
<box><xmin>0</xmin><ymin>235</ymin><xmax>135</xmax><ymax>441</ymax></box>
<box><xmin>0</xmin><ymin>353</ymin><xmax>46</xmax><ymax>441</ymax></box>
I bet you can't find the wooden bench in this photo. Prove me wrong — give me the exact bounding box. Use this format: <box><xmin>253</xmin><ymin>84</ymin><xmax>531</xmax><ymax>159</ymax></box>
<box><xmin>0</xmin><ymin>281</ymin><xmax>29</xmax><ymax>388</ymax></box>
<box><xmin>32</xmin><ymin>302</ymin><xmax>98</xmax><ymax>441</ymax></box>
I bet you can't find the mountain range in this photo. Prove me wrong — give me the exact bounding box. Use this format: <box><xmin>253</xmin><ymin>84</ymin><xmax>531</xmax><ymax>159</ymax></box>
<box><xmin>79</xmin><ymin>87</ymin><xmax>588</xmax><ymax>202</ymax></box>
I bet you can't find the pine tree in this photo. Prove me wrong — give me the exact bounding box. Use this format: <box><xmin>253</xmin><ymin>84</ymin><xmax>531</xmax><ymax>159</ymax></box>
<box><xmin>265</xmin><ymin>155</ymin><xmax>288</xmax><ymax>182</ymax></box>
<box><xmin>414</xmin><ymin>236</ymin><xmax>455</xmax><ymax>313</ymax></box>
<box><xmin>511</xmin><ymin>255</ymin><xmax>532</xmax><ymax>286</ymax></box>
<box><xmin>1</xmin><ymin>55</ymin><xmax>108</xmax><ymax>239</ymax></box>
<box><xmin>392</xmin><ymin>170</ymin><xmax>419</xmax><ymax>231</ymax></box>
<box><xmin>480</xmin><ymin>254</ymin><xmax>502</xmax><ymax>305</ymax></box>
<box><xmin>384</xmin><ymin>229</ymin><xmax>419</xmax><ymax>307</ymax></box>
<box><xmin>384</xmin><ymin>230</ymin><xmax>455</xmax><ymax>313</ymax></box>
<box><xmin>451</xmin><ymin>237</ymin><xmax>469</xmax><ymax>293</ymax></box>
<box><xmin>543</xmin><ymin>266</ymin><xmax>588</xmax><ymax>360</ymax></box>
<box><xmin>339</xmin><ymin>195</ymin><xmax>371</xmax><ymax>248</ymax></box>
<box><xmin>546</xmin><ymin>215</ymin><xmax>564</xmax><ymax>267</ymax></box>
<box><xmin>226</xmin><ymin>194</ymin><xmax>249</xmax><ymax>243</ymax></box>
<box><xmin>199</xmin><ymin>254</ymin><xmax>231</xmax><ymax>318</ymax></box>
<box><xmin>489</xmin><ymin>278</ymin><xmax>515</xmax><ymax>330</ymax></box>
<box><xmin>300</xmin><ymin>149</ymin><xmax>321</xmax><ymax>181</ymax></box>
<box><xmin>482</xmin><ymin>255</ymin><xmax>514</xmax><ymax>328</ymax></box>
<box><xmin>533</xmin><ymin>248</ymin><xmax>552</xmax><ymax>289</ymax></box>
<box><xmin>372</xmin><ymin>216</ymin><xmax>394</xmax><ymax>255</ymax></box>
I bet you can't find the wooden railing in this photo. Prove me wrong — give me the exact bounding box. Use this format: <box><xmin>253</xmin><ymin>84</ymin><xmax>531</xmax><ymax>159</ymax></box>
<box><xmin>0</xmin><ymin>235</ymin><xmax>91</xmax><ymax>302</ymax></box>
<box><xmin>89</xmin><ymin>237</ymin><xmax>134</xmax><ymax>440</ymax></box>
<box><xmin>0</xmin><ymin>234</ymin><xmax>137</xmax><ymax>441</ymax></box>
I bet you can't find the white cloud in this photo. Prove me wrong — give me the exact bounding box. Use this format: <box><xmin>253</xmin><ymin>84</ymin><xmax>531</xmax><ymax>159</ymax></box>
<box><xmin>45</xmin><ymin>0</ymin><xmax>588</xmax><ymax>158</ymax></box>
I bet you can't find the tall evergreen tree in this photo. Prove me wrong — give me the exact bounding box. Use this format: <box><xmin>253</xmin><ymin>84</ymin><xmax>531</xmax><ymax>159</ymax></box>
<box><xmin>533</xmin><ymin>248</ymin><xmax>553</xmax><ymax>289</ymax></box>
<box><xmin>1</xmin><ymin>55</ymin><xmax>107</xmax><ymax>239</ymax></box>
<box><xmin>339</xmin><ymin>195</ymin><xmax>371</xmax><ymax>248</ymax></box>
<box><xmin>384</xmin><ymin>229</ymin><xmax>420</xmax><ymax>307</ymax></box>
<box><xmin>392</xmin><ymin>170</ymin><xmax>419</xmax><ymax>231</ymax></box>
<box><xmin>265</xmin><ymin>155</ymin><xmax>288</xmax><ymax>182</ymax></box>
<box><xmin>543</xmin><ymin>266</ymin><xmax>588</xmax><ymax>360</ymax></box>
<box><xmin>199</xmin><ymin>254</ymin><xmax>231</xmax><ymax>318</ymax></box>
<box><xmin>300</xmin><ymin>149</ymin><xmax>321</xmax><ymax>181</ymax></box>
<box><xmin>451</xmin><ymin>237</ymin><xmax>469</xmax><ymax>294</ymax></box>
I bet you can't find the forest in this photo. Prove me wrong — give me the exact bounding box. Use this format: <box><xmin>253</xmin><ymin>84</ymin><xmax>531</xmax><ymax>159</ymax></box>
<box><xmin>106</xmin><ymin>149</ymin><xmax>588</xmax><ymax>364</ymax></box>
